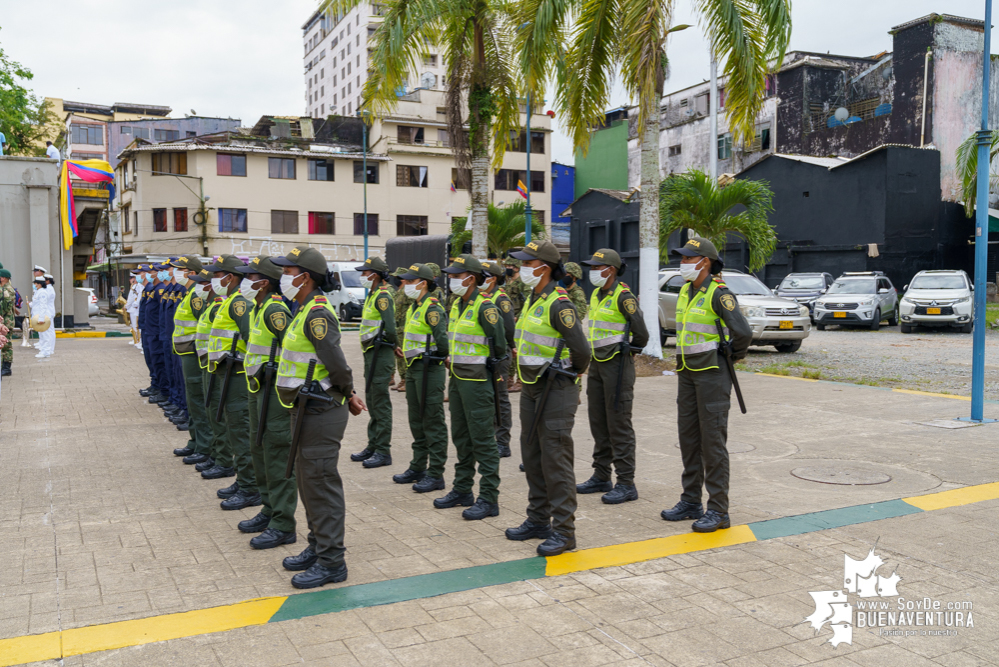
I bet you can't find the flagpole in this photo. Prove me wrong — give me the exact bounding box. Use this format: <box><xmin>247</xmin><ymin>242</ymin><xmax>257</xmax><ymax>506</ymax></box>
<box><xmin>524</xmin><ymin>93</ymin><xmax>533</xmax><ymax>245</ymax></box>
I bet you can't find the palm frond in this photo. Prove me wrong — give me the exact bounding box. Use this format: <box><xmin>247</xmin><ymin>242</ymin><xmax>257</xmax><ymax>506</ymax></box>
<box><xmin>956</xmin><ymin>129</ymin><xmax>999</xmax><ymax>217</ymax></box>
<box><xmin>618</xmin><ymin>0</ymin><xmax>673</xmax><ymax>143</ymax></box>
<box><xmin>512</xmin><ymin>0</ymin><xmax>575</xmax><ymax>107</ymax></box>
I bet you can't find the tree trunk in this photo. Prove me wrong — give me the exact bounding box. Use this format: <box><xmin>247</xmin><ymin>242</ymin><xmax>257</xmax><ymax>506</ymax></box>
<box><xmin>639</xmin><ymin>93</ymin><xmax>663</xmax><ymax>358</ymax></box>
<box><xmin>470</xmin><ymin>154</ymin><xmax>490</xmax><ymax>256</ymax></box>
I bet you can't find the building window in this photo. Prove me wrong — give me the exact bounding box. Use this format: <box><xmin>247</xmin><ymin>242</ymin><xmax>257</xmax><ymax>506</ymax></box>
<box><xmin>153</xmin><ymin>208</ymin><xmax>167</xmax><ymax>233</ymax></box>
<box><xmin>186</xmin><ymin>131</ymin><xmax>196</xmax><ymax>138</ymax></box>
<box><xmin>271</xmin><ymin>210</ymin><xmax>299</xmax><ymax>234</ymax></box>
<box><xmin>134</xmin><ymin>211</ymin><xmax>139</xmax><ymax>234</ymax></box>
<box><xmin>219</xmin><ymin>208</ymin><xmax>247</xmax><ymax>233</ymax></box>
<box><xmin>438</xmin><ymin>129</ymin><xmax>450</xmax><ymax>147</ymax></box>
<box><xmin>509</xmin><ymin>130</ymin><xmax>545</xmax><ymax>154</ymax></box>
<box><xmin>494</xmin><ymin>169</ymin><xmax>544</xmax><ymax>193</ymax></box>
<box><xmin>396</xmin><ymin>165</ymin><xmax>428</xmax><ymax>188</ymax></box>
<box><xmin>668</xmin><ymin>144</ymin><xmax>682</xmax><ymax>157</ymax></box>
<box><xmin>151</xmin><ymin>152</ymin><xmax>187</xmax><ymax>175</ymax></box>
<box><xmin>133</xmin><ymin>127</ymin><xmax>150</xmax><ymax>140</ymax></box>
<box><xmin>71</xmin><ymin>152</ymin><xmax>104</xmax><ymax>161</ymax></box>
<box><xmin>174</xmin><ymin>208</ymin><xmax>188</xmax><ymax>232</ymax></box>
<box><xmin>717</xmin><ymin>133</ymin><xmax>733</xmax><ymax>160</ymax></box>
<box><xmin>308</xmin><ymin>158</ymin><xmax>335</xmax><ymax>181</ymax></box>
<box><xmin>451</xmin><ymin>168</ymin><xmax>470</xmax><ymax>190</ymax></box>
<box><xmin>217</xmin><ymin>153</ymin><xmax>246</xmax><ymax>176</ymax></box>
<box><xmin>423</xmin><ymin>54</ymin><xmax>437</xmax><ymax>67</ymax></box>
<box><xmin>153</xmin><ymin>129</ymin><xmax>180</xmax><ymax>142</ymax></box>
<box><xmin>397</xmin><ymin>125</ymin><xmax>425</xmax><ymax>144</ymax></box>
<box><xmin>308</xmin><ymin>211</ymin><xmax>335</xmax><ymax>234</ymax></box>
<box><xmin>764</xmin><ymin>74</ymin><xmax>776</xmax><ymax>98</ymax></box>
<box><xmin>717</xmin><ymin>87</ymin><xmax>726</xmax><ymax>110</ymax></box>
<box><xmin>122</xmin><ymin>206</ymin><xmax>131</xmax><ymax>233</ymax></box>
<box><xmin>694</xmin><ymin>92</ymin><xmax>709</xmax><ymax>116</ymax></box>
<box><xmin>353</xmin><ymin>213</ymin><xmax>379</xmax><ymax>235</ymax></box>
<box><xmin>71</xmin><ymin>124</ymin><xmax>103</xmax><ymax>145</ymax></box>
<box><xmin>354</xmin><ymin>161</ymin><xmax>378</xmax><ymax>183</ymax></box>
<box><xmin>397</xmin><ymin>215</ymin><xmax>428</xmax><ymax>236</ymax></box>
<box><xmin>268</xmin><ymin>157</ymin><xmax>296</xmax><ymax>179</ymax></box>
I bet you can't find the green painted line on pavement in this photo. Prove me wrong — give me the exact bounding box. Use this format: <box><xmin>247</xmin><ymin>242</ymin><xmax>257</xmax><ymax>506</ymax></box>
<box><xmin>268</xmin><ymin>557</ymin><xmax>548</xmax><ymax>623</ymax></box>
<box><xmin>747</xmin><ymin>499</ymin><xmax>924</xmax><ymax>541</ymax></box>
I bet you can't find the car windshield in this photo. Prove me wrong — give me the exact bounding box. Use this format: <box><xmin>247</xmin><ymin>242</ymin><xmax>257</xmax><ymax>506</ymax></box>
<box><xmin>339</xmin><ymin>270</ymin><xmax>362</xmax><ymax>288</ymax></box>
<box><xmin>722</xmin><ymin>274</ymin><xmax>772</xmax><ymax>296</ymax></box>
<box><xmin>909</xmin><ymin>275</ymin><xmax>966</xmax><ymax>290</ymax></box>
<box><xmin>827</xmin><ymin>279</ymin><xmax>875</xmax><ymax>295</ymax></box>
<box><xmin>780</xmin><ymin>276</ymin><xmax>825</xmax><ymax>289</ymax></box>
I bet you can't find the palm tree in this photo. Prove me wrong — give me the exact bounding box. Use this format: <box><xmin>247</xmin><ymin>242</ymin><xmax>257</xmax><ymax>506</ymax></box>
<box><xmin>659</xmin><ymin>170</ymin><xmax>776</xmax><ymax>271</ymax></box>
<box><xmin>514</xmin><ymin>0</ymin><xmax>791</xmax><ymax>356</ymax></box>
<box><xmin>955</xmin><ymin>130</ymin><xmax>999</xmax><ymax>217</ymax></box>
<box><xmin>320</xmin><ymin>0</ymin><xmax>521</xmax><ymax>257</ymax></box>
<box><xmin>450</xmin><ymin>200</ymin><xmax>546</xmax><ymax>257</ymax></box>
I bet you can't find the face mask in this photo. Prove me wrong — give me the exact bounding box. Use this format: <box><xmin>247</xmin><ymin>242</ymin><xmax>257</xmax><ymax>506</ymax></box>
<box><xmin>157</xmin><ymin>270</ymin><xmax>170</xmax><ymax>282</ymax></box>
<box><xmin>360</xmin><ymin>275</ymin><xmax>374</xmax><ymax>289</ymax></box>
<box><xmin>589</xmin><ymin>270</ymin><xmax>608</xmax><ymax>288</ymax></box>
<box><xmin>403</xmin><ymin>283</ymin><xmax>421</xmax><ymax>299</ymax></box>
<box><xmin>280</xmin><ymin>273</ymin><xmax>302</xmax><ymax>300</ymax></box>
<box><xmin>173</xmin><ymin>269</ymin><xmax>190</xmax><ymax>285</ymax></box>
<box><xmin>194</xmin><ymin>285</ymin><xmax>210</xmax><ymax>299</ymax></box>
<box><xmin>211</xmin><ymin>277</ymin><xmax>227</xmax><ymax>294</ymax></box>
<box><xmin>239</xmin><ymin>278</ymin><xmax>261</xmax><ymax>301</ymax></box>
<box><xmin>505</xmin><ymin>268</ymin><xmax>515</xmax><ymax>277</ymax></box>
<box><xmin>679</xmin><ymin>259</ymin><xmax>704</xmax><ymax>282</ymax></box>
<box><xmin>135</xmin><ymin>275</ymin><xmax>144</xmax><ymax>285</ymax></box>
<box><xmin>482</xmin><ymin>277</ymin><xmax>496</xmax><ymax>293</ymax></box>
<box><xmin>559</xmin><ymin>277</ymin><xmax>573</xmax><ymax>289</ymax></box>
<box><xmin>449</xmin><ymin>277</ymin><xmax>469</xmax><ymax>297</ymax></box>
<box><xmin>520</xmin><ymin>265</ymin><xmax>544</xmax><ymax>288</ymax></box>
<box><xmin>33</xmin><ymin>284</ymin><xmax>38</xmax><ymax>291</ymax></box>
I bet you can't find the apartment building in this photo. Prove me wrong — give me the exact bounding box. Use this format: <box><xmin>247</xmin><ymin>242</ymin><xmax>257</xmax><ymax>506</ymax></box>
<box><xmin>301</xmin><ymin>3</ymin><xmax>446</xmax><ymax>118</ymax></box>
<box><xmin>115</xmin><ymin>89</ymin><xmax>552</xmax><ymax>263</ymax></box>
<box><xmin>46</xmin><ymin>100</ymin><xmax>172</xmax><ymax>164</ymax></box>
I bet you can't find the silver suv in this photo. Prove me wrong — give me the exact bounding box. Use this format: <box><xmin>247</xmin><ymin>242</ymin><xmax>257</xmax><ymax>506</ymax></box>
<box><xmin>899</xmin><ymin>270</ymin><xmax>974</xmax><ymax>333</ymax></box>
<box><xmin>658</xmin><ymin>269</ymin><xmax>811</xmax><ymax>353</ymax></box>
<box><xmin>813</xmin><ymin>272</ymin><xmax>899</xmax><ymax>330</ymax></box>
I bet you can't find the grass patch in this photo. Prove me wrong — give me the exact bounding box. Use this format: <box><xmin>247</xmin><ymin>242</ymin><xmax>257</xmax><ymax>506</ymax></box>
<box><xmin>802</xmin><ymin>369</ymin><xmax>822</xmax><ymax>379</ymax></box>
<box><xmin>759</xmin><ymin>364</ymin><xmax>791</xmax><ymax>376</ymax></box>
<box><xmin>783</xmin><ymin>360</ymin><xmax>818</xmax><ymax>369</ymax></box>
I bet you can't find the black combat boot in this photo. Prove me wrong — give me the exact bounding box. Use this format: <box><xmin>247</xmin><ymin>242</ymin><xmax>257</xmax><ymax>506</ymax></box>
<box><xmin>462</xmin><ymin>498</ymin><xmax>499</xmax><ymax>520</ymax></box>
<box><xmin>433</xmin><ymin>489</ymin><xmax>474</xmax><ymax>509</ymax></box>
<box><xmin>601</xmin><ymin>484</ymin><xmax>638</xmax><ymax>504</ymax></box>
<box><xmin>660</xmin><ymin>500</ymin><xmax>705</xmax><ymax>522</ymax></box>
<box><xmin>362</xmin><ymin>452</ymin><xmax>392</xmax><ymax>468</ymax></box>
<box><xmin>576</xmin><ymin>475</ymin><xmax>612</xmax><ymax>494</ymax></box>
<box><xmin>504</xmin><ymin>520</ymin><xmax>553</xmax><ymax>541</ymax></box>
<box><xmin>1</xmin><ymin>361</ymin><xmax>11</xmax><ymax>376</ymax></box>
<box><xmin>350</xmin><ymin>447</ymin><xmax>374</xmax><ymax>462</ymax></box>
<box><xmin>691</xmin><ymin>510</ymin><xmax>730</xmax><ymax>533</ymax></box>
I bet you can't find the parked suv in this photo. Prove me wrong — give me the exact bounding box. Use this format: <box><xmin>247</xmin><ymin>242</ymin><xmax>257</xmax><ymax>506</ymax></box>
<box><xmin>658</xmin><ymin>269</ymin><xmax>811</xmax><ymax>352</ymax></box>
<box><xmin>899</xmin><ymin>270</ymin><xmax>974</xmax><ymax>333</ymax></box>
<box><xmin>813</xmin><ymin>272</ymin><xmax>898</xmax><ymax>330</ymax></box>
<box><xmin>324</xmin><ymin>262</ymin><xmax>365</xmax><ymax>322</ymax></box>
<box><xmin>775</xmin><ymin>272</ymin><xmax>834</xmax><ymax>320</ymax></box>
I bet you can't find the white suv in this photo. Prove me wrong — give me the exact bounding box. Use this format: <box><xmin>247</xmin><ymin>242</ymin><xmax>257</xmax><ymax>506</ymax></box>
<box><xmin>899</xmin><ymin>270</ymin><xmax>974</xmax><ymax>333</ymax></box>
<box><xmin>813</xmin><ymin>272</ymin><xmax>899</xmax><ymax>331</ymax></box>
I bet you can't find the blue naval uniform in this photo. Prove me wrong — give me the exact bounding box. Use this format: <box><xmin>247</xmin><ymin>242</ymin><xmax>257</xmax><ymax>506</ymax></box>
<box><xmin>168</xmin><ymin>283</ymin><xmax>189</xmax><ymax>416</ymax></box>
<box><xmin>139</xmin><ymin>279</ymin><xmax>157</xmax><ymax>386</ymax></box>
<box><xmin>148</xmin><ymin>279</ymin><xmax>168</xmax><ymax>396</ymax></box>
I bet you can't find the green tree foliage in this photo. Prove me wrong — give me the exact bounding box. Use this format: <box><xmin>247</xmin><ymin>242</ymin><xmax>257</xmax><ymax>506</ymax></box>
<box><xmin>659</xmin><ymin>170</ymin><xmax>777</xmax><ymax>272</ymax></box>
<box><xmin>955</xmin><ymin>130</ymin><xmax>999</xmax><ymax>217</ymax></box>
<box><xmin>449</xmin><ymin>200</ymin><xmax>545</xmax><ymax>257</ymax></box>
<box><xmin>0</xmin><ymin>31</ymin><xmax>53</xmax><ymax>156</ymax></box>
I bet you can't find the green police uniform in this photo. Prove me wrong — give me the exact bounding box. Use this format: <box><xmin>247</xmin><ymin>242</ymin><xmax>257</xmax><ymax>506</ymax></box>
<box><xmin>482</xmin><ymin>261</ymin><xmax>516</xmax><ymax>456</ymax></box>
<box><xmin>196</xmin><ymin>294</ymin><xmax>228</xmax><ymax>467</ymax></box>
<box><xmin>358</xmin><ymin>277</ymin><xmax>396</xmax><ymax>456</ymax></box>
<box><xmin>1</xmin><ymin>278</ymin><xmax>15</xmax><ymax>369</ymax></box>
<box><xmin>170</xmin><ymin>257</ymin><xmax>207</xmax><ymax>457</ymax></box>
<box><xmin>393</xmin><ymin>268</ymin><xmax>413</xmax><ymax>387</ymax></box>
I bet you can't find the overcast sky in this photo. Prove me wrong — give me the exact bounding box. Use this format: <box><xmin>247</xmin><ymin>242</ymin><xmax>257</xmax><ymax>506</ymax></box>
<box><xmin>1</xmin><ymin>0</ymin><xmax>990</xmax><ymax>164</ymax></box>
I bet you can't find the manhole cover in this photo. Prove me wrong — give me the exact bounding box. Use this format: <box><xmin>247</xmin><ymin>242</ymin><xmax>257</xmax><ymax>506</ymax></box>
<box><xmin>791</xmin><ymin>467</ymin><xmax>891</xmax><ymax>485</ymax></box>
<box><xmin>674</xmin><ymin>442</ymin><xmax>755</xmax><ymax>453</ymax></box>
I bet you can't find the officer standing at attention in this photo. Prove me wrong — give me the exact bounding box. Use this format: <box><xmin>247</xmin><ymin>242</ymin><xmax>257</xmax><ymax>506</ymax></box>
<box><xmin>662</xmin><ymin>237</ymin><xmax>751</xmax><ymax>533</ymax></box>
<box><xmin>349</xmin><ymin>256</ymin><xmax>396</xmax><ymax>468</ymax></box>
<box><xmin>561</xmin><ymin>262</ymin><xmax>589</xmax><ymax>320</ymax></box>
<box><xmin>205</xmin><ymin>255</ymin><xmax>260</xmax><ymax>511</ymax></box>
<box><xmin>168</xmin><ymin>256</ymin><xmax>208</xmax><ymax>457</ymax></box>
<box><xmin>391</xmin><ymin>267</ymin><xmax>411</xmax><ymax>393</ymax></box>
<box><xmin>273</xmin><ymin>245</ymin><xmax>366</xmax><ymax>589</ymax></box>
<box><xmin>193</xmin><ymin>271</ymin><xmax>229</xmax><ymax>475</ymax></box>
<box><xmin>155</xmin><ymin>264</ymin><xmax>179</xmax><ymax>414</ymax></box>
<box><xmin>392</xmin><ymin>264</ymin><xmax>449</xmax><ymax>493</ymax></box>
<box><xmin>179</xmin><ymin>270</ymin><xmax>216</xmax><ymax>468</ymax></box>
<box><xmin>435</xmin><ymin>255</ymin><xmax>504</xmax><ymax>519</ymax></box>
<box><xmin>163</xmin><ymin>259</ymin><xmax>191</xmax><ymax>430</ymax></box>
<box><xmin>234</xmin><ymin>256</ymin><xmax>299</xmax><ymax>550</ymax></box>
<box><xmin>505</xmin><ymin>240</ymin><xmax>589</xmax><ymax>556</ymax></box>
<box><xmin>146</xmin><ymin>265</ymin><xmax>169</xmax><ymax>405</ymax></box>
<box><xmin>576</xmin><ymin>249</ymin><xmax>648</xmax><ymax>504</ymax></box>
<box><xmin>481</xmin><ymin>261</ymin><xmax>516</xmax><ymax>458</ymax></box>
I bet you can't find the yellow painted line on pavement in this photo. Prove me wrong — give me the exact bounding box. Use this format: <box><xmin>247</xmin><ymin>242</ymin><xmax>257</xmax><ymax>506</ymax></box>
<box><xmin>545</xmin><ymin>525</ymin><xmax>756</xmax><ymax>576</ymax></box>
<box><xmin>753</xmin><ymin>372</ymin><xmax>818</xmax><ymax>382</ymax></box>
<box><xmin>904</xmin><ymin>482</ymin><xmax>999</xmax><ymax>511</ymax></box>
<box><xmin>0</xmin><ymin>631</ymin><xmax>61</xmax><ymax>667</ymax></box>
<box><xmin>891</xmin><ymin>388</ymin><xmax>971</xmax><ymax>401</ymax></box>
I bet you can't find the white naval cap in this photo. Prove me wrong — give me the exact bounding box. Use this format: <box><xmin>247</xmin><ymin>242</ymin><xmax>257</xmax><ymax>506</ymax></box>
<box><xmin>33</xmin><ymin>265</ymin><xmax>47</xmax><ymax>272</ymax></box>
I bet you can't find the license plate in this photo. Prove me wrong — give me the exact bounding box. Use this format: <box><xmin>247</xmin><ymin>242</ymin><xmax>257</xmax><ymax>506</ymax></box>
<box><xmin>779</xmin><ymin>320</ymin><xmax>793</xmax><ymax>329</ymax></box>
<box><xmin>927</xmin><ymin>307</ymin><xmax>941</xmax><ymax>315</ymax></box>
<box><xmin>834</xmin><ymin>312</ymin><xmax>846</xmax><ymax>318</ymax></box>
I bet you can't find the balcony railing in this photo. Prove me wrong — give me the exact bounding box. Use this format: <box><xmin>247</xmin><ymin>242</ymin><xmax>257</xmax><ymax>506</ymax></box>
<box><xmin>387</xmin><ymin>138</ymin><xmax>450</xmax><ymax>148</ymax></box>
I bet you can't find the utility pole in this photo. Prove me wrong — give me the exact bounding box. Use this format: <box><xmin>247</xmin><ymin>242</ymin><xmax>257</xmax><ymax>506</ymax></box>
<box><xmin>524</xmin><ymin>92</ymin><xmax>533</xmax><ymax>245</ymax></box>
<box><xmin>709</xmin><ymin>55</ymin><xmax>718</xmax><ymax>182</ymax></box>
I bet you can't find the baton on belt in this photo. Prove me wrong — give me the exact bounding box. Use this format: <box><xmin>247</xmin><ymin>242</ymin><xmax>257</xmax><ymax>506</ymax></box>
<box><xmin>715</xmin><ymin>318</ymin><xmax>747</xmax><ymax>414</ymax></box>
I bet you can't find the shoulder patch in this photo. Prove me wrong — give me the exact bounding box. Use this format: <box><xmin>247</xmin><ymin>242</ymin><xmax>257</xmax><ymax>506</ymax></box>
<box><xmin>485</xmin><ymin>309</ymin><xmax>499</xmax><ymax>325</ymax></box>
<box><xmin>427</xmin><ymin>310</ymin><xmax>441</xmax><ymax>327</ymax></box>
<box><xmin>559</xmin><ymin>308</ymin><xmax>576</xmax><ymax>328</ymax></box>
<box><xmin>554</xmin><ymin>286</ymin><xmax>568</xmax><ymax>295</ymax></box>
<box><xmin>192</xmin><ymin>296</ymin><xmax>203</xmax><ymax>310</ymax></box>
<box><xmin>269</xmin><ymin>311</ymin><xmax>288</xmax><ymax>331</ymax></box>
<box><xmin>314</xmin><ymin>296</ymin><xmax>328</xmax><ymax>304</ymax></box>
<box><xmin>720</xmin><ymin>293</ymin><xmax>737</xmax><ymax>311</ymax></box>
<box><xmin>623</xmin><ymin>298</ymin><xmax>637</xmax><ymax>314</ymax></box>
<box><xmin>233</xmin><ymin>300</ymin><xmax>247</xmax><ymax>317</ymax></box>
<box><xmin>271</xmin><ymin>294</ymin><xmax>283</xmax><ymax>301</ymax></box>
<box><xmin>377</xmin><ymin>297</ymin><xmax>389</xmax><ymax>311</ymax></box>
<box><xmin>309</xmin><ymin>317</ymin><xmax>328</xmax><ymax>340</ymax></box>
<box><xmin>500</xmin><ymin>299</ymin><xmax>511</xmax><ymax>313</ymax></box>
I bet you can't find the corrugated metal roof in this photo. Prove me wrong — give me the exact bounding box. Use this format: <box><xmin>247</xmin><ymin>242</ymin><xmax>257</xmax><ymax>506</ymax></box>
<box><xmin>117</xmin><ymin>142</ymin><xmax>389</xmax><ymax>162</ymax></box>
<box><xmin>771</xmin><ymin>154</ymin><xmax>851</xmax><ymax>168</ymax></box>
<box><xmin>891</xmin><ymin>13</ymin><xmax>983</xmax><ymax>32</ymax></box>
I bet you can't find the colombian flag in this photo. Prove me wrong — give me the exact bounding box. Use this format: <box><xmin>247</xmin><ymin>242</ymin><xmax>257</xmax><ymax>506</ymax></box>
<box><xmin>516</xmin><ymin>179</ymin><xmax>528</xmax><ymax>199</ymax></box>
<box><xmin>60</xmin><ymin>159</ymin><xmax>116</xmax><ymax>249</ymax></box>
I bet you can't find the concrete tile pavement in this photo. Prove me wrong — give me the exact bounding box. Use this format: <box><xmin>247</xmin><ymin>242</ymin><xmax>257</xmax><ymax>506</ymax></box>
<box><xmin>3</xmin><ymin>335</ymin><xmax>999</xmax><ymax>665</ymax></box>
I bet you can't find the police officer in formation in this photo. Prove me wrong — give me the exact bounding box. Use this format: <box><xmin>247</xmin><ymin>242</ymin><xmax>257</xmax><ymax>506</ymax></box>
<box><xmin>661</xmin><ymin>237</ymin><xmax>750</xmax><ymax>533</ymax></box>
<box><xmin>392</xmin><ymin>264</ymin><xmax>449</xmax><ymax>494</ymax></box>
<box><xmin>435</xmin><ymin>255</ymin><xmax>503</xmax><ymax>519</ymax></box>
<box><xmin>576</xmin><ymin>249</ymin><xmax>648</xmax><ymax>504</ymax></box>
<box><xmin>505</xmin><ymin>240</ymin><xmax>590</xmax><ymax>556</ymax></box>
<box><xmin>391</xmin><ymin>267</ymin><xmax>411</xmax><ymax>393</ymax></box>
<box><xmin>480</xmin><ymin>261</ymin><xmax>516</xmax><ymax>458</ymax></box>
<box><xmin>168</xmin><ymin>256</ymin><xmax>207</xmax><ymax>456</ymax></box>
<box><xmin>349</xmin><ymin>256</ymin><xmax>396</xmax><ymax>468</ymax></box>
<box><xmin>273</xmin><ymin>245</ymin><xmax>365</xmax><ymax>588</ymax></box>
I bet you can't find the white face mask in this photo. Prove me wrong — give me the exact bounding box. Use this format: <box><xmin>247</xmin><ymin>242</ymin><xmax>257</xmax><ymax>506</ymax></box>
<box><xmin>449</xmin><ymin>277</ymin><xmax>469</xmax><ymax>297</ymax></box>
<box><xmin>173</xmin><ymin>269</ymin><xmax>190</xmax><ymax>286</ymax></box>
<box><xmin>403</xmin><ymin>283</ymin><xmax>421</xmax><ymax>299</ymax></box>
<box><xmin>239</xmin><ymin>278</ymin><xmax>261</xmax><ymax>301</ymax></box>
<box><xmin>679</xmin><ymin>259</ymin><xmax>705</xmax><ymax>282</ymax></box>
<box><xmin>211</xmin><ymin>276</ymin><xmax>227</xmax><ymax>294</ymax></box>
<box><xmin>589</xmin><ymin>269</ymin><xmax>608</xmax><ymax>288</ymax></box>
<box><xmin>482</xmin><ymin>277</ymin><xmax>496</xmax><ymax>293</ymax></box>
<box><xmin>280</xmin><ymin>273</ymin><xmax>302</xmax><ymax>300</ymax></box>
<box><xmin>519</xmin><ymin>265</ymin><xmax>544</xmax><ymax>288</ymax></box>
<box><xmin>194</xmin><ymin>284</ymin><xmax>210</xmax><ymax>299</ymax></box>
<box><xmin>360</xmin><ymin>275</ymin><xmax>375</xmax><ymax>289</ymax></box>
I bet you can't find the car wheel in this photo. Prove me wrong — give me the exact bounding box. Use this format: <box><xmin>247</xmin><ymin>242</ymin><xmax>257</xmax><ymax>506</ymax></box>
<box><xmin>900</xmin><ymin>323</ymin><xmax>912</xmax><ymax>334</ymax></box>
<box><xmin>660</xmin><ymin>328</ymin><xmax>668</xmax><ymax>346</ymax></box>
<box><xmin>869</xmin><ymin>309</ymin><xmax>881</xmax><ymax>331</ymax></box>
<box><xmin>962</xmin><ymin>321</ymin><xmax>973</xmax><ymax>334</ymax></box>
<box><xmin>339</xmin><ymin>305</ymin><xmax>350</xmax><ymax>322</ymax></box>
<box><xmin>816</xmin><ymin>323</ymin><xmax>825</xmax><ymax>331</ymax></box>
<box><xmin>774</xmin><ymin>340</ymin><xmax>802</xmax><ymax>353</ymax></box>
<box><xmin>888</xmin><ymin>305</ymin><xmax>899</xmax><ymax>327</ymax></box>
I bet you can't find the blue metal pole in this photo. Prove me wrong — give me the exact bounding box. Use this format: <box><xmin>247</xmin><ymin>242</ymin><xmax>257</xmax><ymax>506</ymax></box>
<box><xmin>972</xmin><ymin>0</ymin><xmax>992</xmax><ymax>421</ymax></box>
<box><xmin>525</xmin><ymin>92</ymin><xmax>533</xmax><ymax>244</ymax></box>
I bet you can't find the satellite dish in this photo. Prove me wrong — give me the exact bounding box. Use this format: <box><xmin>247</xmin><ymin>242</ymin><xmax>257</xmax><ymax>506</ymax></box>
<box><xmin>881</xmin><ymin>66</ymin><xmax>892</xmax><ymax>80</ymax></box>
<box><xmin>834</xmin><ymin>107</ymin><xmax>849</xmax><ymax>122</ymax></box>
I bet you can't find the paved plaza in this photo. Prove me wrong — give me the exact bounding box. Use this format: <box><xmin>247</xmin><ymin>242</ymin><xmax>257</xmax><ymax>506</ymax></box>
<box><xmin>2</xmin><ymin>334</ymin><xmax>999</xmax><ymax>666</ymax></box>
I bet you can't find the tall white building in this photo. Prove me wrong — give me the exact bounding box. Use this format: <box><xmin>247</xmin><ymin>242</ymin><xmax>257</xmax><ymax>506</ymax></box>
<box><xmin>302</xmin><ymin>3</ymin><xmax>447</xmax><ymax>118</ymax></box>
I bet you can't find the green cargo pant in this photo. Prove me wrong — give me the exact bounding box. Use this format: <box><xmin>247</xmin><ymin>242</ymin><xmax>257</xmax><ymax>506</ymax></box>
<box><xmin>405</xmin><ymin>361</ymin><xmax>447</xmax><ymax>479</ymax></box>
<box><xmin>363</xmin><ymin>347</ymin><xmax>395</xmax><ymax>454</ymax></box>
<box><xmin>248</xmin><ymin>382</ymin><xmax>297</xmax><ymax>532</ymax></box>
<box><xmin>449</xmin><ymin>375</ymin><xmax>501</xmax><ymax>503</ymax></box>
<box><xmin>494</xmin><ymin>357</ymin><xmax>512</xmax><ymax>450</ymax></box>
<box><xmin>677</xmin><ymin>366</ymin><xmax>732</xmax><ymax>513</ymax></box>
<box><xmin>204</xmin><ymin>365</ymin><xmax>232</xmax><ymax>468</ymax></box>
<box><xmin>396</xmin><ymin>354</ymin><xmax>407</xmax><ymax>383</ymax></box>
<box><xmin>214</xmin><ymin>366</ymin><xmax>257</xmax><ymax>494</ymax></box>
<box><xmin>181</xmin><ymin>354</ymin><xmax>211</xmax><ymax>455</ymax></box>
<box><xmin>520</xmin><ymin>374</ymin><xmax>579</xmax><ymax>537</ymax></box>
<box><xmin>586</xmin><ymin>355</ymin><xmax>637</xmax><ymax>485</ymax></box>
